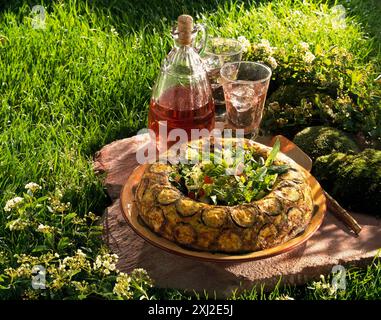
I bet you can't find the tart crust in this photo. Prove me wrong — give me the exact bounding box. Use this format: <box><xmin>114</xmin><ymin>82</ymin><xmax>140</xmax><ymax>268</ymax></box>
<box><xmin>135</xmin><ymin>139</ymin><xmax>314</xmax><ymax>253</ymax></box>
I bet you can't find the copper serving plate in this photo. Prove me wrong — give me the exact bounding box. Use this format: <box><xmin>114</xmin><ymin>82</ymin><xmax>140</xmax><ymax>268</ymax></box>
<box><xmin>120</xmin><ymin>137</ymin><xmax>326</xmax><ymax>262</ymax></box>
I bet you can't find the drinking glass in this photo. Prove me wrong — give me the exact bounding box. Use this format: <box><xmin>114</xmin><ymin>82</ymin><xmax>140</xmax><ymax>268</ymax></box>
<box><xmin>220</xmin><ymin>61</ymin><xmax>272</xmax><ymax>138</ymax></box>
<box><xmin>201</xmin><ymin>38</ymin><xmax>243</xmax><ymax>122</ymax></box>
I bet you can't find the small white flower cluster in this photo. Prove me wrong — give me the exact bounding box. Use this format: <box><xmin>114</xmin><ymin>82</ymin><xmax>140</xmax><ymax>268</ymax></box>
<box><xmin>266</xmin><ymin>56</ymin><xmax>278</xmax><ymax>69</ymax></box>
<box><xmin>7</xmin><ymin>218</ymin><xmax>29</xmax><ymax>231</ymax></box>
<box><xmin>85</xmin><ymin>211</ymin><xmax>99</xmax><ymax>222</ymax></box>
<box><xmin>25</xmin><ymin>182</ymin><xmax>41</xmax><ymax>194</ymax></box>
<box><xmin>5</xmin><ymin>263</ymin><xmax>33</xmax><ymax>278</ymax></box>
<box><xmin>37</xmin><ymin>224</ymin><xmax>56</xmax><ymax>234</ymax></box>
<box><xmin>253</xmin><ymin>39</ymin><xmax>278</xmax><ymax>69</ymax></box>
<box><xmin>16</xmin><ymin>252</ymin><xmax>59</xmax><ymax>265</ymax></box>
<box><xmin>299</xmin><ymin>41</ymin><xmax>310</xmax><ymax>51</ymax></box>
<box><xmin>49</xmin><ymin>197</ymin><xmax>71</xmax><ymax>213</ymax></box>
<box><xmin>4</xmin><ymin>248</ymin><xmax>152</xmax><ymax>299</ymax></box>
<box><xmin>62</xmin><ymin>249</ymin><xmax>87</xmax><ymax>266</ymax></box>
<box><xmin>308</xmin><ymin>274</ymin><xmax>337</xmax><ymax>296</ymax></box>
<box><xmin>93</xmin><ymin>252</ymin><xmax>118</xmax><ymax>275</ymax></box>
<box><xmin>110</xmin><ymin>27</ymin><xmax>119</xmax><ymax>36</ymax></box>
<box><xmin>113</xmin><ymin>272</ymin><xmax>132</xmax><ymax>299</ymax></box>
<box><xmin>4</xmin><ymin>196</ymin><xmax>24</xmax><ymax>212</ymax></box>
<box><xmin>303</xmin><ymin>51</ymin><xmax>316</xmax><ymax>64</ymax></box>
<box><xmin>237</xmin><ymin>36</ymin><xmax>250</xmax><ymax>53</ymax></box>
<box><xmin>295</xmin><ymin>41</ymin><xmax>316</xmax><ymax>65</ymax></box>
<box><xmin>256</xmin><ymin>39</ymin><xmax>275</xmax><ymax>56</ymax></box>
<box><xmin>131</xmin><ymin>268</ymin><xmax>154</xmax><ymax>288</ymax></box>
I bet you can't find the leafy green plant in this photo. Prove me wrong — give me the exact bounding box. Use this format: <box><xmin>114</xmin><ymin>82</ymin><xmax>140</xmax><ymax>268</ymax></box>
<box><xmin>0</xmin><ymin>184</ymin><xmax>153</xmax><ymax>299</ymax></box>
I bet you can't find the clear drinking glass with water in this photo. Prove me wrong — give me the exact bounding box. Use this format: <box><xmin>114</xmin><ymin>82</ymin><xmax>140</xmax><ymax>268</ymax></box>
<box><xmin>201</xmin><ymin>38</ymin><xmax>243</xmax><ymax>122</ymax></box>
<box><xmin>220</xmin><ymin>61</ymin><xmax>272</xmax><ymax>138</ymax></box>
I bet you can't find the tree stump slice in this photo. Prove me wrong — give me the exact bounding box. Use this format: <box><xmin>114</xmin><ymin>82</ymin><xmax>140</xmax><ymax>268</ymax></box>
<box><xmin>94</xmin><ymin>134</ymin><xmax>381</xmax><ymax>297</ymax></box>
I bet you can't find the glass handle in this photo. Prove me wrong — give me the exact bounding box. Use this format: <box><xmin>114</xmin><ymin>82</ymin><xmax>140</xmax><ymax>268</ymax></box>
<box><xmin>194</xmin><ymin>23</ymin><xmax>208</xmax><ymax>55</ymax></box>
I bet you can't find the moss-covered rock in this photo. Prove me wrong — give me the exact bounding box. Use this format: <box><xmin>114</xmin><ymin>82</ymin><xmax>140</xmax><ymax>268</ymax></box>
<box><xmin>293</xmin><ymin>126</ymin><xmax>360</xmax><ymax>160</ymax></box>
<box><xmin>313</xmin><ymin>149</ymin><xmax>381</xmax><ymax>215</ymax></box>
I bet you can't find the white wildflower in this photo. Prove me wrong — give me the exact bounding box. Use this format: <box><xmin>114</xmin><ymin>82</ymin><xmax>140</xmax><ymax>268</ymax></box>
<box><xmin>60</xmin><ymin>249</ymin><xmax>89</xmax><ymax>272</ymax></box>
<box><xmin>299</xmin><ymin>41</ymin><xmax>310</xmax><ymax>51</ymax></box>
<box><xmin>110</xmin><ymin>27</ymin><xmax>119</xmax><ymax>36</ymax></box>
<box><xmin>7</xmin><ymin>218</ymin><xmax>28</xmax><ymax>231</ymax></box>
<box><xmin>37</xmin><ymin>224</ymin><xmax>55</xmax><ymax>234</ymax></box>
<box><xmin>256</xmin><ymin>39</ymin><xmax>275</xmax><ymax>55</ymax></box>
<box><xmin>76</xmin><ymin>249</ymin><xmax>86</xmax><ymax>258</ymax></box>
<box><xmin>4</xmin><ymin>196</ymin><xmax>24</xmax><ymax>212</ymax></box>
<box><xmin>260</xmin><ymin>39</ymin><xmax>270</xmax><ymax>47</ymax></box>
<box><xmin>308</xmin><ymin>274</ymin><xmax>337</xmax><ymax>296</ymax></box>
<box><xmin>303</xmin><ymin>51</ymin><xmax>316</xmax><ymax>64</ymax></box>
<box><xmin>267</xmin><ymin>56</ymin><xmax>278</xmax><ymax>69</ymax></box>
<box><xmin>131</xmin><ymin>268</ymin><xmax>153</xmax><ymax>288</ymax></box>
<box><xmin>93</xmin><ymin>252</ymin><xmax>119</xmax><ymax>276</ymax></box>
<box><xmin>113</xmin><ymin>272</ymin><xmax>132</xmax><ymax>299</ymax></box>
<box><xmin>237</xmin><ymin>35</ymin><xmax>250</xmax><ymax>53</ymax></box>
<box><xmin>5</xmin><ymin>263</ymin><xmax>33</xmax><ymax>278</ymax></box>
<box><xmin>25</xmin><ymin>182</ymin><xmax>41</xmax><ymax>194</ymax></box>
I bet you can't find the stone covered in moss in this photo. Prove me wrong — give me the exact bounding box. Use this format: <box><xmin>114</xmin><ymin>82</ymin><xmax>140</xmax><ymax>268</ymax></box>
<box><xmin>313</xmin><ymin>149</ymin><xmax>381</xmax><ymax>215</ymax></box>
<box><xmin>293</xmin><ymin>126</ymin><xmax>360</xmax><ymax>160</ymax></box>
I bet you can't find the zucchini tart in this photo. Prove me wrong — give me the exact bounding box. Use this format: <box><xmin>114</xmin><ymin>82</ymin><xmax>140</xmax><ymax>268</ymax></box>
<box><xmin>134</xmin><ymin>138</ymin><xmax>314</xmax><ymax>253</ymax></box>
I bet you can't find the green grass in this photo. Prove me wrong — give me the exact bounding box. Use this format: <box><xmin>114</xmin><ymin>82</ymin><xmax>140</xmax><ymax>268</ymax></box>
<box><xmin>0</xmin><ymin>0</ymin><xmax>380</xmax><ymax>299</ymax></box>
<box><xmin>156</xmin><ymin>256</ymin><xmax>381</xmax><ymax>300</ymax></box>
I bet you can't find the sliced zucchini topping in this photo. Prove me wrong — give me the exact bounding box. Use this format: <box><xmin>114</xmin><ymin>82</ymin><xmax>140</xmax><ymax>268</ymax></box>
<box><xmin>287</xmin><ymin>207</ymin><xmax>304</xmax><ymax>225</ymax></box>
<box><xmin>217</xmin><ymin>231</ymin><xmax>242</xmax><ymax>252</ymax></box>
<box><xmin>230</xmin><ymin>206</ymin><xmax>256</xmax><ymax>228</ymax></box>
<box><xmin>280</xmin><ymin>168</ymin><xmax>304</xmax><ymax>183</ymax></box>
<box><xmin>202</xmin><ymin>208</ymin><xmax>227</xmax><ymax>228</ymax></box>
<box><xmin>173</xmin><ymin>224</ymin><xmax>196</xmax><ymax>245</ymax></box>
<box><xmin>157</xmin><ymin>188</ymin><xmax>181</xmax><ymax>205</ymax></box>
<box><xmin>257</xmin><ymin>224</ymin><xmax>278</xmax><ymax>247</ymax></box>
<box><xmin>162</xmin><ymin>205</ymin><xmax>181</xmax><ymax>224</ymax></box>
<box><xmin>275</xmin><ymin>185</ymin><xmax>301</xmax><ymax>202</ymax></box>
<box><xmin>176</xmin><ymin>198</ymin><xmax>201</xmax><ymax>217</ymax></box>
<box><xmin>257</xmin><ymin>197</ymin><xmax>283</xmax><ymax>216</ymax></box>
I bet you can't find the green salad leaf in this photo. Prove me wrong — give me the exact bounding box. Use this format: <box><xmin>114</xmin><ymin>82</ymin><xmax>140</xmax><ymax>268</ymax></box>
<box><xmin>265</xmin><ymin>138</ymin><xmax>280</xmax><ymax>167</ymax></box>
<box><xmin>169</xmin><ymin>139</ymin><xmax>289</xmax><ymax>206</ymax></box>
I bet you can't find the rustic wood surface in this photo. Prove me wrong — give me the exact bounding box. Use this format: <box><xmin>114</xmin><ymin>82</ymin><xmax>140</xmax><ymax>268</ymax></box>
<box><xmin>94</xmin><ymin>134</ymin><xmax>381</xmax><ymax>296</ymax></box>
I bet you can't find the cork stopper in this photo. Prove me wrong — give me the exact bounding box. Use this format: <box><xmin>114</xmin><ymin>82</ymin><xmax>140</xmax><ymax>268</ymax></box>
<box><xmin>177</xmin><ymin>14</ymin><xmax>193</xmax><ymax>45</ymax></box>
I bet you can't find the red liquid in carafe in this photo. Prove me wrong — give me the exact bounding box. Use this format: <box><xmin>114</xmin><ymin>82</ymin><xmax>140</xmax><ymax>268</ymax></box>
<box><xmin>148</xmin><ymin>86</ymin><xmax>215</xmax><ymax>148</ymax></box>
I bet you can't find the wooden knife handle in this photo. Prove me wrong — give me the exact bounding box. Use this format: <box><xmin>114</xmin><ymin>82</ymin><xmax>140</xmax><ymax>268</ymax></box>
<box><xmin>324</xmin><ymin>191</ymin><xmax>362</xmax><ymax>235</ymax></box>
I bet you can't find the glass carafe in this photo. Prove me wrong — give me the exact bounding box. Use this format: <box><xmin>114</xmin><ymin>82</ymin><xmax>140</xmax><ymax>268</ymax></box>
<box><xmin>148</xmin><ymin>15</ymin><xmax>215</xmax><ymax>151</ymax></box>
